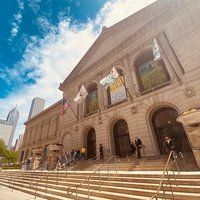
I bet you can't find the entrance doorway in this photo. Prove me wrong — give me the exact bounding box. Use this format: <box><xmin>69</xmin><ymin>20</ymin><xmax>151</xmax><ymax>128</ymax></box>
<box><xmin>113</xmin><ymin>119</ymin><xmax>131</xmax><ymax>157</ymax></box>
<box><xmin>152</xmin><ymin>107</ymin><xmax>191</xmax><ymax>154</ymax></box>
<box><xmin>87</xmin><ymin>128</ymin><xmax>96</xmax><ymax>159</ymax></box>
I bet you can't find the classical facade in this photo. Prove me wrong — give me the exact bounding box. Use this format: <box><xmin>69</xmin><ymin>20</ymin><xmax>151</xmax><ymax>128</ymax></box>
<box><xmin>19</xmin><ymin>0</ymin><xmax>200</xmax><ymax>167</ymax></box>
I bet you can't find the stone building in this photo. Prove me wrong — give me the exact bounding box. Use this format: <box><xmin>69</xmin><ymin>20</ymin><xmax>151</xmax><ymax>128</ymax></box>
<box><xmin>19</xmin><ymin>0</ymin><xmax>200</xmax><ymax>167</ymax></box>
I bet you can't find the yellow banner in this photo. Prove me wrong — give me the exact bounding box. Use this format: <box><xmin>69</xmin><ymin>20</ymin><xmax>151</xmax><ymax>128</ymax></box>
<box><xmin>110</xmin><ymin>76</ymin><xmax>124</xmax><ymax>92</ymax></box>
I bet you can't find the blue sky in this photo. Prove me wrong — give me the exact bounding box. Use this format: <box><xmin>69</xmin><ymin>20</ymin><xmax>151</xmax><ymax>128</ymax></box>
<box><xmin>0</xmin><ymin>0</ymin><xmax>155</xmax><ymax>145</ymax></box>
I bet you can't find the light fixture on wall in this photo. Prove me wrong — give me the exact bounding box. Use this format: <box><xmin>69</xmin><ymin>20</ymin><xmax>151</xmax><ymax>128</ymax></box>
<box><xmin>131</xmin><ymin>106</ymin><xmax>137</xmax><ymax>114</ymax></box>
<box><xmin>99</xmin><ymin>117</ymin><xmax>103</xmax><ymax>124</ymax></box>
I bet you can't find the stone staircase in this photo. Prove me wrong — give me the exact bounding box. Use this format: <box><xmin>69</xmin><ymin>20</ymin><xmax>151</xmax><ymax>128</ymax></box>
<box><xmin>69</xmin><ymin>152</ymin><xmax>198</xmax><ymax>171</ymax></box>
<box><xmin>0</xmin><ymin>153</ymin><xmax>199</xmax><ymax>200</ymax></box>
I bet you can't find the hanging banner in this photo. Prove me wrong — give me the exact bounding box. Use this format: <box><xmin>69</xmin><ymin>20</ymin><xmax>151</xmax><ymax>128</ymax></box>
<box><xmin>110</xmin><ymin>76</ymin><xmax>127</xmax><ymax>104</ymax></box>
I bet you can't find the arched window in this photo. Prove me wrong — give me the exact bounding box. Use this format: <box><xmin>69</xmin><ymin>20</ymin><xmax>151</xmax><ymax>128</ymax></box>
<box><xmin>86</xmin><ymin>83</ymin><xmax>98</xmax><ymax>114</ymax></box>
<box><xmin>107</xmin><ymin>68</ymin><xmax>127</xmax><ymax>106</ymax></box>
<box><xmin>135</xmin><ymin>51</ymin><xmax>170</xmax><ymax>93</ymax></box>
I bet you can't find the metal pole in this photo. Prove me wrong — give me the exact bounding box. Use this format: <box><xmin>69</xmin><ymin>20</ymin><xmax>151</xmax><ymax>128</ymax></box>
<box><xmin>88</xmin><ymin>177</ymin><xmax>90</xmax><ymax>200</ymax></box>
<box><xmin>166</xmin><ymin>169</ymin><xmax>174</xmax><ymax>200</ymax></box>
<box><xmin>99</xmin><ymin>169</ymin><xmax>101</xmax><ymax>192</ymax></box>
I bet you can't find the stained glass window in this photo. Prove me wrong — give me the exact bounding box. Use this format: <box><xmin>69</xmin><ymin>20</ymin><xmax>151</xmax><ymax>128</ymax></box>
<box><xmin>136</xmin><ymin>51</ymin><xmax>170</xmax><ymax>91</ymax></box>
<box><xmin>86</xmin><ymin>83</ymin><xmax>98</xmax><ymax>114</ymax></box>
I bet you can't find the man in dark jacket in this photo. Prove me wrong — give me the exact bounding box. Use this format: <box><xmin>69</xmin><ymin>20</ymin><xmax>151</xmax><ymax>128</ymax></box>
<box><xmin>135</xmin><ymin>137</ymin><xmax>142</xmax><ymax>158</ymax></box>
<box><xmin>165</xmin><ymin>136</ymin><xmax>176</xmax><ymax>161</ymax></box>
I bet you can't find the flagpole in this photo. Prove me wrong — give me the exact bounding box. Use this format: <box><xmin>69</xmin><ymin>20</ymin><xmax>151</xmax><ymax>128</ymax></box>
<box><xmin>118</xmin><ymin>75</ymin><xmax>133</xmax><ymax>100</ymax></box>
<box><xmin>68</xmin><ymin>104</ymin><xmax>79</xmax><ymax>120</ymax></box>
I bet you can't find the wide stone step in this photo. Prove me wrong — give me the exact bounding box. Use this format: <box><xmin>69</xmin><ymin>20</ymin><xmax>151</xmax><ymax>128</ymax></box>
<box><xmin>11</xmin><ymin>175</ymin><xmax>200</xmax><ymax>194</ymax></box>
<box><xmin>1</xmin><ymin>182</ymin><xmax>113</xmax><ymax>200</ymax></box>
<box><xmin>2</xmin><ymin>171</ymin><xmax>200</xmax><ymax>200</ymax></box>
<box><xmin>8</xmin><ymin>173</ymin><xmax>200</xmax><ymax>190</ymax></box>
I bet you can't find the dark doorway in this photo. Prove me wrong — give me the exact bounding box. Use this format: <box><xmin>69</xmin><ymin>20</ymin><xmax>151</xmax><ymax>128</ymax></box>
<box><xmin>152</xmin><ymin>107</ymin><xmax>191</xmax><ymax>154</ymax></box>
<box><xmin>87</xmin><ymin>128</ymin><xmax>96</xmax><ymax>159</ymax></box>
<box><xmin>113</xmin><ymin>119</ymin><xmax>131</xmax><ymax>157</ymax></box>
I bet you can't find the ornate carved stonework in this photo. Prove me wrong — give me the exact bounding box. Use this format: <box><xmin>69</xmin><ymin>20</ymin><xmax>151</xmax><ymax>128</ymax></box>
<box><xmin>184</xmin><ymin>87</ymin><xmax>195</xmax><ymax>97</ymax></box>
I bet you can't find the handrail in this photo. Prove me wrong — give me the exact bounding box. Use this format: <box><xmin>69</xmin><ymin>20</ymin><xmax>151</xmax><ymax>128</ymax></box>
<box><xmin>67</xmin><ymin>155</ymin><xmax>116</xmax><ymax>199</ymax></box>
<box><xmin>34</xmin><ymin>161</ymin><xmax>58</xmax><ymax>198</ymax></box>
<box><xmin>29</xmin><ymin>161</ymin><xmax>50</xmax><ymax>189</ymax></box>
<box><xmin>0</xmin><ymin>171</ymin><xmax>18</xmax><ymax>189</ymax></box>
<box><xmin>34</xmin><ymin>171</ymin><xmax>49</xmax><ymax>199</ymax></box>
<box><xmin>151</xmin><ymin>151</ymin><xmax>179</xmax><ymax>200</ymax></box>
<box><xmin>87</xmin><ymin>152</ymin><xmax>102</xmax><ymax>162</ymax></box>
<box><xmin>87</xmin><ymin>152</ymin><xmax>102</xmax><ymax>171</ymax></box>
<box><xmin>11</xmin><ymin>170</ymin><xmax>22</xmax><ymax>192</ymax></box>
<box><xmin>45</xmin><ymin>161</ymin><xmax>62</xmax><ymax>193</ymax></box>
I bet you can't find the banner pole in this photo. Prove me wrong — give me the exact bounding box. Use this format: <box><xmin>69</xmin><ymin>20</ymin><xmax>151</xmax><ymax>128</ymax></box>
<box><xmin>118</xmin><ymin>75</ymin><xmax>133</xmax><ymax>100</ymax></box>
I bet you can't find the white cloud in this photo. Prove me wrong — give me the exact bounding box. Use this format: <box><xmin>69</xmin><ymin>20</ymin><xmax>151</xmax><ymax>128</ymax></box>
<box><xmin>28</xmin><ymin>0</ymin><xmax>41</xmax><ymax>14</ymax></box>
<box><xmin>10</xmin><ymin>0</ymin><xmax>24</xmax><ymax>39</ymax></box>
<box><xmin>0</xmin><ymin>0</ymin><xmax>156</xmax><ymax>145</ymax></box>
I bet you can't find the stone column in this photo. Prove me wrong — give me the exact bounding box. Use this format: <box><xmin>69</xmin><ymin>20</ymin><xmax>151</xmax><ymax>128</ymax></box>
<box><xmin>185</xmin><ymin>126</ymin><xmax>200</xmax><ymax>168</ymax></box>
<box><xmin>177</xmin><ymin>111</ymin><xmax>200</xmax><ymax>168</ymax></box>
<box><xmin>158</xmin><ymin>33</ymin><xmax>183</xmax><ymax>83</ymax></box>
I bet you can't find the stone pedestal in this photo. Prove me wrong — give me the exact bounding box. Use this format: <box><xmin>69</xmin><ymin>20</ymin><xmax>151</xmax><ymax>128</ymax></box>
<box><xmin>177</xmin><ymin>110</ymin><xmax>200</xmax><ymax>168</ymax></box>
<box><xmin>47</xmin><ymin>144</ymin><xmax>63</xmax><ymax>170</ymax></box>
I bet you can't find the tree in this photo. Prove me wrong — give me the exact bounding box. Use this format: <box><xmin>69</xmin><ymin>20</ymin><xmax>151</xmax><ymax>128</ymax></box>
<box><xmin>0</xmin><ymin>139</ymin><xmax>6</xmax><ymax>157</ymax></box>
<box><xmin>0</xmin><ymin>139</ymin><xmax>18</xmax><ymax>163</ymax></box>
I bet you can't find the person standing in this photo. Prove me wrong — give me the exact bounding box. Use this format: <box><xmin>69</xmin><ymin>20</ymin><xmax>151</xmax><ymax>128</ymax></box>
<box><xmin>80</xmin><ymin>146</ymin><xmax>86</xmax><ymax>160</ymax></box>
<box><xmin>165</xmin><ymin>136</ymin><xmax>176</xmax><ymax>161</ymax></box>
<box><xmin>99</xmin><ymin>144</ymin><xmax>104</xmax><ymax>160</ymax></box>
<box><xmin>130</xmin><ymin>142</ymin><xmax>136</xmax><ymax>157</ymax></box>
<box><xmin>135</xmin><ymin>137</ymin><xmax>142</xmax><ymax>158</ymax></box>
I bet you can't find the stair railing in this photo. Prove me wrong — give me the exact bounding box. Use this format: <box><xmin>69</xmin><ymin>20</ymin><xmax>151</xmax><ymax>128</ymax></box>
<box><xmin>34</xmin><ymin>161</ymin><xmax>59</xmax><ymax>198</ymax></box>
<box><xmin>34</xmin><ymin>171</ymin><xmax>49</xmax><ymax>199</ymax></box>
<box><xmin>151</xmin><ymin>150</ymin><xmax>179</xmax><ymax>200</ymax></box>
<box><xmin>45</xmin><ymin>162</ymin><xmax>61</xmax><ymax>194</ymax></box>
<box><xmin>8</xmin><ymin>171</ymin><xmax>17</xmax><ymax>188</ymax></box>
<box><xmin>67</xmin><ymin>155</ymin><xmax>117</xmax><ymax>199</ymax></box>
<box><xmin>29</xmin><ymin>161</ymin><xmax>50</xmax><ymax>188</ymax></box>
<box><xmin>11</xmin><ymin>170</ymin><xmax>23</xmax><ymax>192</ymax></box>
<box><xmin>0</xmin><ymin>171</ymin><xmax>8</xmax><ymax>188</ymax></box>
<box><xmin>20</xmin><ymin>170</ymin><xmax>29</xmax><ymax>189</ymax></box>
<box><xmin>87</xmin><ymin>152</ymin><xmax>102</xmax><ymax>170</ymax></box>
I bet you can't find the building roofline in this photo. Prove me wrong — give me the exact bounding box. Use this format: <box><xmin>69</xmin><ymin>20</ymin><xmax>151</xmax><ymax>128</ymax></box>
<box><xmin>24</xmin><ymin>99</ymin><xmax>62</xmax><ymax>125</ymax></box>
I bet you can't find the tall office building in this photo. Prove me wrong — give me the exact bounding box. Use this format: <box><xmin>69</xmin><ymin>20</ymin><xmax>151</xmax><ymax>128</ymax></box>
<box><xmin>14</xmin><ymin>134</ymin><xmax>24</xmax><ymax>151</ymax></box>
<box><xmin>27</xmin><ymin>97</ymin><xmax>45</xmax><ymax>120</ymax></box>
<box><xmin>0</xmin><ymin>106</ymin><xmax>19</xmax><ymax>148</ymax></box>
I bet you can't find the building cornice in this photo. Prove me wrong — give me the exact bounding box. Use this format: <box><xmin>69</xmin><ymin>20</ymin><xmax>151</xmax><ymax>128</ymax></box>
<box><xmin>24</xmin><ymin>99</ymin><xmax>62</xmax><ymax>125</ymax></box>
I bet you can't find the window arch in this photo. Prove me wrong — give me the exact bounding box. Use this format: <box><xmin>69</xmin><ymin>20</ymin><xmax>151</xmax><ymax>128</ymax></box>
<box><xmin>107</xmin><ymin>68</ymin><xmax>127</xmax><ymax>106</ymax></box>
<box><xmin>86</xmin><ymin>82</ymin><xmax>98</xmax><ymax>114</ymax></box>
<box><xmin>135</xmin><ymin>50</ymin><xmax>170</xmax><ymax>93</ymax></box>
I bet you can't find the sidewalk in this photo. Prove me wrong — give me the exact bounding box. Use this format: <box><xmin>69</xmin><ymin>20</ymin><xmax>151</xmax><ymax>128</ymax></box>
<box><xmin>0</xmin><ymin>186</ymin><xmax>45</xmax><ymax>200</ymax></box>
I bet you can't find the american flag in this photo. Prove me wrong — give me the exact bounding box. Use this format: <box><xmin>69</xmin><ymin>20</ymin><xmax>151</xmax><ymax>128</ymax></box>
<box><xmin>61</xmin><ymin>97</ymin><xmax>69</xmax><ymax>115</ymax></box>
